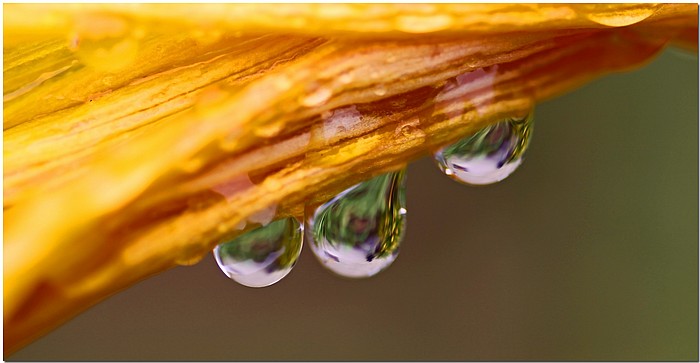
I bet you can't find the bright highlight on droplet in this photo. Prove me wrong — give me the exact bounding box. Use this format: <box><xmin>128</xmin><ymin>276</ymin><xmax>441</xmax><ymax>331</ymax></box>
<box><xmin>582</xmin><ymin>4</ymin><xmax>660</xmax><ymax>27</ymax></box>
<box><xmin>306</xmin><ymin>170</ymin><xmax>407</xmax><ymax>278</ymax></box>
<box><xmin>434</xmin><ymin>112</ymin><xmax>534</xmax><ymax>185</ymax></box>
<box><xmin>213</xmin><ymin>217</ymin><xmax>303</xmax><ymax>288</ymax></box>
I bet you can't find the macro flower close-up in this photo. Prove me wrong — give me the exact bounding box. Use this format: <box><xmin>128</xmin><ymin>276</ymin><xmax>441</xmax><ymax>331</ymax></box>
<box><xmin>3</xmin><ymin>3</ymin><xmax>698</xmax><ymax>360</ymax></box>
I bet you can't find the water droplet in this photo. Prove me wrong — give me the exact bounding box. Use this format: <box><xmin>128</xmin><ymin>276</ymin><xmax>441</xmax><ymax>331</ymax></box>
<box><xmin>306</xmin><ymin>170</ymin><xmax>407</xmax><ymax>278</ymax></box>
<box><xmin>273</xmin><ymin>75</ymin><xmax>292</xmax><ymax>91</ymax></box>
<box><xmin>395</xmin><ymin>118</ymin><xmax>426</xmax><ymax>142</ymax></box>
<box><xmin>434</xmin><ymin>113</ymin><xmax>534</xmax><ymax>185</ymax></box>
<box><xmin>394</xmin><ymin>14</ymin><xmax>454</xmax><ymax>33</ymax></box>
<box><xmin>214</xmin><ymin>217</ymin><xmax>303</xmax><ymax>288</ymax></box>
<box><xmin>180</xmin><ymin>157</ymin><xmax>205</xmax><ymax>173</ymax></box>
<box><xmin>338</xmin><ymin>72</ymin><xmax>354</xmax><ymax>84</ymax></box>
<box><xmin>466</xmin><ymin>58</ymin><xmax>481</xmax><ymax>69</ymax></box>
<box><xmin>176</xmin><ymin>253</ymin><xmax>205</xmax><ymax>266</ymax></box>
<box><xmin>254</xmin><ymin>122</ymin><xmax>284</xmax><ymax>138</ymax></box>
<box><xmin>582</xmin><ymin>4</ymin><xmax>659</xmax><ymax>27</ymax></box>
<box><xmin>373</xmin><ymin>86</ymin><xmax>387</xmax><ymax>96</ymax></box>
<box><xmin>301</xmin><ymin>87</ymin><xmax>332</xmax><ymax>107</ymax></box>
<box><xmin>317</xmin><ymin>105</ymin><xmax>362</xmax><ymax>144</ymax></box>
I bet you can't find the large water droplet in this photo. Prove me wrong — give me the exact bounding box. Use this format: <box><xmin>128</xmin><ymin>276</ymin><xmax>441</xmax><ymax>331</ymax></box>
<box><xmin>306</xmin><ymin>170</ymin><xmax>407</xmax><ymax>278</ymax></box>
<box><xmin>434</xmin><ymin>113</ymin><xmax>534</xmax><ymax>185</ymax></box>
<box><xmin>214</xmin><ymin>217</ymin><xmax>303</xmax><ymax>288</ymax></box>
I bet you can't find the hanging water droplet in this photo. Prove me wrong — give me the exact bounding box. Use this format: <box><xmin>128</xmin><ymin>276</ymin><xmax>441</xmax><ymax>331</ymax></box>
<box><xmin>213</xmin><ymin>217</ymin><xmax>303</xmax><ymax>288</ymax></box>
<box><xmin>306</xmin><ymin>170</ymin><xmax>407</xmax><ymax>278</ymax></box>
<box><xmin>434</xmin><ymin>113</ymin><xmax>534</xmax><ymax>185</ymax></box>
<box><xmin>176</xmin><ymin>253</ymin><xmax>205</xmax><ymax>267</ymax></box>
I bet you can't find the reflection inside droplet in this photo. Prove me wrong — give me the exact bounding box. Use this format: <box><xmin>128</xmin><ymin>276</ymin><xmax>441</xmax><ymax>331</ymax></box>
<box><xmin>214</xmin><ymin>217</ymin><xmax>303</xmax><ymax>288</ymax></box>
<box><xmin>434</xmin><ymin>113</ymin><xmax>534</xmax><ymax>185</ymax></box>
<box><xmin>306</xmin><ymin>170</ymin><xmax>407</xmax><ymax>278</ymax></box>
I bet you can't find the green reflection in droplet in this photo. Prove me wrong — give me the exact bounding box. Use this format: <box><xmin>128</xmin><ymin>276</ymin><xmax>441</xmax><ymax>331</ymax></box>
<box><xmin>214</xmin><ymin>217</ymin><xmax>302</xmax><ymax>288</ymax></box>
<box><xmin>307</xmin><ymin>170</ymin><xmax>407</xmax><ymax>278</ymax></box>
<box><xmin>435</xmin><ymin>112</ymin><xmax>534</xmax><ymax>185</ymax></box>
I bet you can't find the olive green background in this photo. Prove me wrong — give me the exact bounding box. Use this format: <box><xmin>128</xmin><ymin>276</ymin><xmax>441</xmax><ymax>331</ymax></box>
<box><xmin>8</xmin><ymin>48</ymin><xmax>698</xmax><ymax>361</ymax></box>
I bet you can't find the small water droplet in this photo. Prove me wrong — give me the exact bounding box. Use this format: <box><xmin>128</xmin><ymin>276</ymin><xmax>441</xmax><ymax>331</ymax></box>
<box><xmin>583</xmin><ymin>4</ymin><xmax>659</xmax><ymax>27</ymax></box>
<box><xmin>395</xmin><ymin>118</ymin><xmax>426</xmax><ymax>141</ymax></box>
<box><xmin>306</xmin><ymin>170</ymin><xmax>407</xmax><ymax>278</ymax></box>
<box><xmin>320</xmin><ymin>105</ymin><xmax>362</xmax><ymax>144</ymax></box>
<box><xmin>434</xmin><ymin>113</ymin><xmax>534</xmax><ymax>185</ymax></box>
<box><xmin>373</xmin><ymin>86</ymin><xmax>387</xmax><ymax>96</ymax></box>
<box><xmin>176</xmin><ymin>253</ymin><xmax>205</xmax><ymax>266</ymax></box>
<box><xmin>180</xmin><ymin>157</ymin><xmax>205</xmax><ymax>173</ymax></box>
<box><xmin>273</xmin><ymin>75</ymin><xmax>292</xmax><ymax>91</ymax></box>
<box><xmin>466</xmin><ymin>57</ymin><xmax>483</xmax><ymax>69</ymax></box>
<box><xmin>254</xmin><ymin>122</ymin><xmax>284</xmax><ymax>138</ymax></box>
<box><xmin>214</xmin><ymin>217</ymin><xmax>303</xmax><ymax>288</ymax></box>
<box><xmin>301</xmin><ymin>87</ymin><xmax>332</xmax><ymax>107</ymax></box>
<box><xmin>394</xmin><ymin>14</ymin><xmax>454</xmax><ymax>33</ymax></box>
<box><xmin>338</xmin><ymin>73</ymin><xmax>354</xmax><ymax>84</ymax></box>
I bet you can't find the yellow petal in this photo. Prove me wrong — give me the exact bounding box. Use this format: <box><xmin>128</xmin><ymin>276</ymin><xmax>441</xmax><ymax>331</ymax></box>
<box><xmin>3</xmin><ymin>3</ymin><xmax>697</xmax><ymax>355</ymax></box>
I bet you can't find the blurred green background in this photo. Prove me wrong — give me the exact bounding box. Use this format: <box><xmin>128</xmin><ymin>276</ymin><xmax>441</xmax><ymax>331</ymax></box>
<box><xmin>8</xmin><ymin>47</ymin><xmax>698</xmax><ymax>361</ymax></box>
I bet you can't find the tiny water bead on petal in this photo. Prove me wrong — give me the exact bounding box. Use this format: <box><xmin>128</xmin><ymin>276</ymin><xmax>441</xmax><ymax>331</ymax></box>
<box><xmin>306</xmin><ymin>170</ymin><xmax>407</xmax><ymax>278</ymax></box>
<box><xmin>213</xmin><ymin>217</ymin><xmax>303</xmax><ymax>288</ymax></box>
<box><xmin>434</xmin><ymin>113</ymin><xmax>534</xmax><ymax>186</ymax></box>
